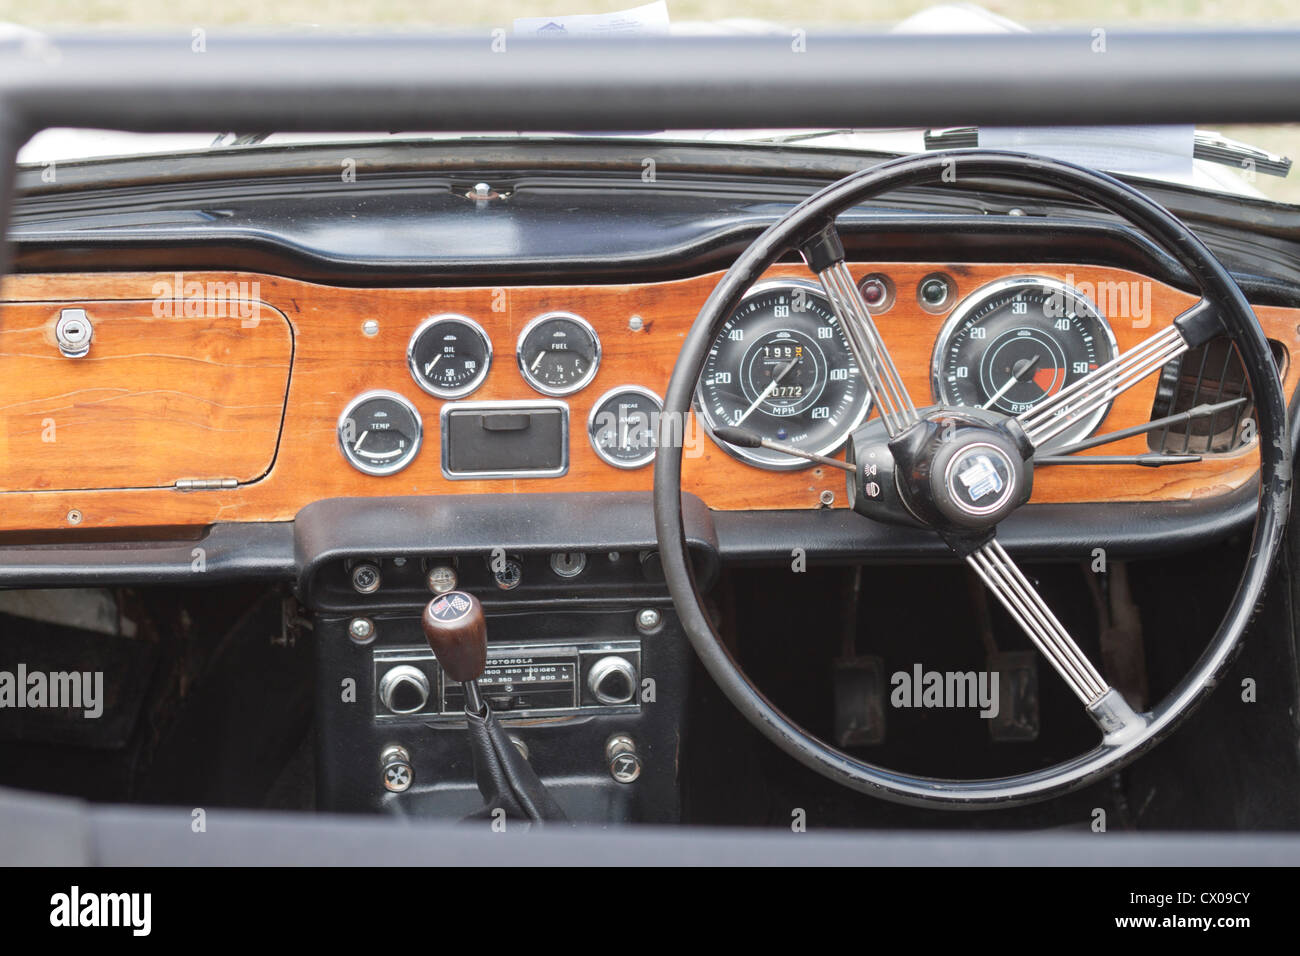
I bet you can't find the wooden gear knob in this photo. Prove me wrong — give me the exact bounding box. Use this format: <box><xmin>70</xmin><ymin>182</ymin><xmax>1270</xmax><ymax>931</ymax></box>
<box><xmin>421</xmin><ymin>590</ymin><xmax>487</xmax><ymax>683</ymax></box>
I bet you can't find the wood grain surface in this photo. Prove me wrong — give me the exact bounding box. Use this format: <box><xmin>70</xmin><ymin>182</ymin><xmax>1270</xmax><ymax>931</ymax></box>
<box><xmin>0</xmin><ymin>262</ymin><xmax>1293</xmax><ymax>533</ymax></box>
<box><xmin>0</xmin><ymin>297</ymin><xmax>292</xmax><ymax>495</ymax></box>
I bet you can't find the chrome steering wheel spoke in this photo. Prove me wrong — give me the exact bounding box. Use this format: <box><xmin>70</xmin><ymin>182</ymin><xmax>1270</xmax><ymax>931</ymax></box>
<box><xmin>966</xmin><ymin>538</ymin><xmax>1147</xmax><ymax>743</ymax></box>
<box><xmin>1017</xmin><ymin>298</ymin><xmax>1220</xmax><ymax>449</ymax></box>
<box><xmin>800</xmin><ymin>224</ymin><xmax>918</xmax><ymax>437</ymax></box>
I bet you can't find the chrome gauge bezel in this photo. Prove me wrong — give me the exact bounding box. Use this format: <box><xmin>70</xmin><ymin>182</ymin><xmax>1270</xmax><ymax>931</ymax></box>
<box><xmin>929</xmin><ymin>275</ymin><xmax>1120</xmax><ymax>446</ymax></box>
<box><xmin>516</xmin><ymin>311</ymin><xmax>602</xmax><ymax>397</ymax></box>
<box><xmin>694</xmin><ymin>277</ymin><xmax>873</xmax><ymax>471</ymax></box>
<box><xmin>587</xmin><ymin>384</ymin><xmax>663</xmax><ymax>470</ymax></box>
<box><xmin>337</xmin><ymin>389</ymin><xmax>424</xmax><ymax>476</ymax></box>
<box><xmin>407</xmin><ymin>313</ymin><xmax>494</xmax><ymax>399</ymax></box>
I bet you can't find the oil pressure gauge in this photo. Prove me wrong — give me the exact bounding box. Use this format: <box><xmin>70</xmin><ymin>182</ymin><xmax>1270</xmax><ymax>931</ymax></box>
<box><xmin>338</xmin><ymin>390</ymin><xmax>423</xmax><ymax>476</ymax></box>
<box><xmin>517</xmin><ymin>311</ymin><xmax>601</xmax><ymax>396</ymax></box>
<box><xmin>408</xmin><ymin>314</ymin><xmax>493</xmax><ymax>398</ymax></box>
<box><xmin>588</xmin><ymin>385</ymin><xmax>661</xmax><ymax>469</ymax></box>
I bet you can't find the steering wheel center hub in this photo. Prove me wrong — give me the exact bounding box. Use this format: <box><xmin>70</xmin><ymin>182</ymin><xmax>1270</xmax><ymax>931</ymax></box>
<box><xmin>940</xmin><ymin>439</ymin><xmax>1019</xmax><ymax>519</ymax></box>
<box><xmin>873</xmin><ymin>407</ymin><xmax>1034</xmax><ymax>533</ymax></box>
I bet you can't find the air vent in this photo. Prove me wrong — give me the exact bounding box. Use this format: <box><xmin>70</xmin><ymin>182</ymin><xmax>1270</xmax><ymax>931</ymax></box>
<box><xmin>1147</xmin><ymin>337</ymin><xmax>1287</xmax><ymax>454</ymax></box>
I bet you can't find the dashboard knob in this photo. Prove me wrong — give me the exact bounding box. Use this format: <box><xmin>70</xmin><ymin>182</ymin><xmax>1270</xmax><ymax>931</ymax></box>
<box><xmin>350</xmin><ymin>561</ymin><xmax>382</xmax><ymax>594</ymax></box>
<box><xmin>378</xmin><ymin>665</ymin><xmax>431</xmax><ymax>714</ymax></box>
<box><xmin>587</xmin><ymin>655</ymin><xmax>637</xmax><ymax>705</ymax></box>
<box><xmin>606</xmin><ymin>734</ymin><xmax>642</xmax><ymax>784</ymax></box>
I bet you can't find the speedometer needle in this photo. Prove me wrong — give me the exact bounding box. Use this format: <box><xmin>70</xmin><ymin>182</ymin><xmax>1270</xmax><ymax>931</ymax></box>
<box><xmin>735</xmin><ymin>358</ymin><xmax>799</xmax><ymax>426</ymax></box>
<box><xmin>982</xmin><ymin>353</ymin><xmax>1042</xmax><ymax>410</ymax></box>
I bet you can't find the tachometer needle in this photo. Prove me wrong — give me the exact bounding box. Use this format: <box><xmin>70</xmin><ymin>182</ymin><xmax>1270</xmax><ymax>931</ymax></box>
<box><xmin>735</xmin><ymin>358</ymin><xmax>799</xmax><ymax>426</ymax></box>
<box><xmin>982</xmin><ymin>353</ymin><xmax>1042</xmax><ymax>410</ymax></box>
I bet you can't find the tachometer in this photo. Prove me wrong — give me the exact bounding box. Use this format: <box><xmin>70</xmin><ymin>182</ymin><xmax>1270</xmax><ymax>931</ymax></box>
<box><xmin>931</xmin><ymin>276</ymin><xmax>1118</xmax><ymax>447</ymax></box>
<box><xmin>696</xmin><ymin>279</ymin><xmax>871</xmax><ymax>470</ymax></box>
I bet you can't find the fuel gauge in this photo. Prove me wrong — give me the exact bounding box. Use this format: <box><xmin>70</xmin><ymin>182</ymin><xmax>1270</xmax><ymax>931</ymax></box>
<box><xmin>517</xmin><ymin>311</ymin><xmax>601</xmax><ymax>396</ymax></box>
<box><xmin>338</xmin><ymin>390</ymin><xmax>423</xmax><ymax>476</ymax></box>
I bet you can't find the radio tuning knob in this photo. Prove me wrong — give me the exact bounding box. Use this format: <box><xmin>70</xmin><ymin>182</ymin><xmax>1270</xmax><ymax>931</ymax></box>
<box><xmin>378</xmin><ymin>665</ymin><xmax>431</xmax><ymax>714</ymax></box>
<box><xmin>587</xmin><ymin>656</ymin><xmax>637</xmax><ymax>705</ymax></box>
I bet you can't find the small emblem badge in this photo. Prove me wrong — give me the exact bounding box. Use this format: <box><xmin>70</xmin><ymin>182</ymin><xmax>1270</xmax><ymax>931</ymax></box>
<box><xmin>957</xmin><ymin>454</ymin><xmax>1004</xmax><ymax>502</ymax></box>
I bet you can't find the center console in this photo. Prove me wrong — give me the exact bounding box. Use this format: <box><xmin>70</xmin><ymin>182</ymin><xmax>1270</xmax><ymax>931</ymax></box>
<box><xmin>301</xmin><ymin>493</ymin><xmax>718</xmax><ymax>825</ymax></box>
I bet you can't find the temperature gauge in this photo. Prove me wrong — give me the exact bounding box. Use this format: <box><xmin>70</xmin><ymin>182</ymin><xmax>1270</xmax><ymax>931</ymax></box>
<box><xmin>338</xmin><ymin>391</ymin><xmax>423</xmax><ymax>476</ymax></box>
<box><xmin>517</xmin><ymin>311</ymin><xmax>601</xmax><ymax>396</ymax></box>
<box><xmin>408</xmin><ymin>314</ymin><xmax>493</xmax><ymax>398</ymax></box>
<box><xmin>588</xmin><ymin>386</ymin><xmax>662</xmax><ymax>469</ymax></box>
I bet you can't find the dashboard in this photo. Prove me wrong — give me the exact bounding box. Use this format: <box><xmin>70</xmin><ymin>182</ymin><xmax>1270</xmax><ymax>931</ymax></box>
<box><xmin>0</xmin><ymin>259</ymin><xmax>1296</xmax><ymax>536</ymax></box>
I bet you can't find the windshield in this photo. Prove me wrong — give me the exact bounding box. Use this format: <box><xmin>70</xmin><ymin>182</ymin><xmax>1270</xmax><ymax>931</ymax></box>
<box><xmin>7</xmin><ymin>1</ymin><xmax>1300</xmax><ymax>207</ymax></box>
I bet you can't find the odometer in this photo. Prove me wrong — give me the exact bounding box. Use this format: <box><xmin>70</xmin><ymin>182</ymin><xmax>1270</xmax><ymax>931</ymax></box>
<box><xmin>931</xmin><ymin>276</ymin><xmax>1118</xmax><ymax>447</ymax></box>
<box><xmin>695</xmin><ymin>279</ymin><xmax>871</xmax><ymax>470</ymax></box>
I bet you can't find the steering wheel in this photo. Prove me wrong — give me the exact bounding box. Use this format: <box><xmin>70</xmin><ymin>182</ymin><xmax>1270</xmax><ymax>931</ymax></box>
<box><xmin>653</xmin><ymin>150</ymin><xmax>1292</xmax><ymax>808</ymax></box>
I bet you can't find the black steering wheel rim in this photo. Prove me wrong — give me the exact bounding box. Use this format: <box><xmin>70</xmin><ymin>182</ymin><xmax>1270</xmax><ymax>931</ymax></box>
<box><xmin>653</xmin><ymin>149</ymin><xmax>1292</xmax><ymax>809</ymax></box>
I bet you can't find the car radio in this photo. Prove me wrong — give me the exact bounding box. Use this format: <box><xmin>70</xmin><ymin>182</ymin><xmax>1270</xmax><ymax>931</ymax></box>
<box><xmin>372</xmin><ymin>640</ymin><xmax>642</xmax><ymax>719</ymax></box>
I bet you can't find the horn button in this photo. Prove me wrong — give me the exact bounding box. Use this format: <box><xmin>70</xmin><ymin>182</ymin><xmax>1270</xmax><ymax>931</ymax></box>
<box><xmin>848</xmin><ymin>407</ymin><xmax>1034</xmax><ymax>534</ymax></box>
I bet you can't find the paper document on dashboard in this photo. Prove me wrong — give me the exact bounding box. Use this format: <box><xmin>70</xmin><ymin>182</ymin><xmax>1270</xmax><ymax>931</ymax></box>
<box><xmin>513</xmin><ymin>1</ymin><xmax>670</xmax><ymax>36</ymax></box>
<box><xmin>978</xmin><ymin>126</ymin><xmax>1195</xmax><ymax>178</ymax></box>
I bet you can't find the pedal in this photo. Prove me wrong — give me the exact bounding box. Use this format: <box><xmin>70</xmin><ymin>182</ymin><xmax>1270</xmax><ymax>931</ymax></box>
<box><xmin>832</xmin><ymin>655</ymin><xmax>886</xmax><ymax>747</ymax></box>
<box><xmin>987</xmin><ymin>650</ymin><xmax>1039</xmax><ymax>742</ymax></box>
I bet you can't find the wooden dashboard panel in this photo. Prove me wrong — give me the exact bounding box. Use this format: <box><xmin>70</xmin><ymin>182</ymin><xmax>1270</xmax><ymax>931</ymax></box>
<box><xmin>0</xmin><ymin>262</ymin><xmax>1295</xmax><ymax>533</ymax></box>
<box><xmin>0</xmin><ymin>297</ymin><xmax>292</xmax><ymax>494</ymax></box>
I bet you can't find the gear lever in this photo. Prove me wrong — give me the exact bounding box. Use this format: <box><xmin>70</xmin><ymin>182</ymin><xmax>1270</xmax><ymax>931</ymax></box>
<box><xmin>422</xmin><ymin>590</ymin><xmax>488</xmax><ymax>713</ymax></box>
<box><xmin>421</xmin><ymin>590</ymin><xmax>566</xmax><ymax>825</ymax></box>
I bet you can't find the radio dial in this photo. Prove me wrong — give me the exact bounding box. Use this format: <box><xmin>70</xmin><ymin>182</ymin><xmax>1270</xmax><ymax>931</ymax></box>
<box><xmin>379</xmin><ymin>665</ymin><xmax>431</xmax><ymax>714</ymax></box>
<box><xmin>588</xmin><ymin>656</ymin><xmax>637</xmax><ymax>705</ymax></box>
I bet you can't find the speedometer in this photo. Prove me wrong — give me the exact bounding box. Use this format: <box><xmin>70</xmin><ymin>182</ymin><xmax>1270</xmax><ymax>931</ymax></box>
<box><xmin>931</xmin><ymin>276</ymin><xmax>1118</xmax><ymax>447</ymax></box>
<box><xmin>696</xmin><ymin>279</ymin><xmax>871</xmax><ymax>470</ymax></box>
